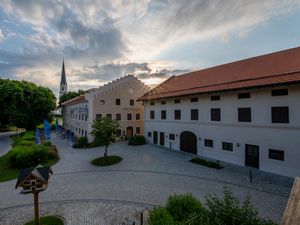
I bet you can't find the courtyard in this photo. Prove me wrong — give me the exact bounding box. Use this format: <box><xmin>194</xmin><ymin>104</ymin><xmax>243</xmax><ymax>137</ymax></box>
<box><xmin>0</xmin><ymin>132</ymin><xmax>293</xmax><ymax>225</ymax></box>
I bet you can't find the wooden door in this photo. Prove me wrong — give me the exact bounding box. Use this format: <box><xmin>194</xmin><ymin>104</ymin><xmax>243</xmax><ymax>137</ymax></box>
<box><xmin>180</xmin><ymin>131</ymin><xmax>197</xmax><ymax>154</ymax></box>
<box><xmin>160</xmin><ymin>132</ymin><xmax>165</xmax><ymax>146</ymax></box>
<box><xmin>245</xmin><ymin>144</ymin><xmax>259</xmax><ymax>168</ymax></box>
<box><xmin>153</xmin><ymin>131</ymin><xmax>158</xmax><ymax>144</ymax></box>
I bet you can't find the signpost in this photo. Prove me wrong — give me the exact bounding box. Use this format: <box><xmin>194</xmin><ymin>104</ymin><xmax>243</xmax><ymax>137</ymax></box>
<box><xmin>15</xmin><ymin>165</ymin><xmax>53</xmax><ymax>225</ymax></box>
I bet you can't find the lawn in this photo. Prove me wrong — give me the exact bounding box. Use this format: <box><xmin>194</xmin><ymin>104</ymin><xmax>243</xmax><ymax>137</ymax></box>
<box><xmin>91</xmin><ymin>155</ymin><xmax>122</xmax><ymax>166</ymax></box>
<box><xmin>24</xmin><ymin>216</ymin><xmax>64</xmax><ymax>225</ymax></box>
<box><xmin>0</xmin><ymin>131</ymin><xmax>60</xmax><ymax>182</ymax></box>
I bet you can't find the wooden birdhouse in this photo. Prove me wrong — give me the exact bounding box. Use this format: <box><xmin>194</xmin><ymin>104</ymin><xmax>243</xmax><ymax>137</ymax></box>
<box><xmin>15</xmin><ymin>165</ymin><xmax>53</xmax><ymax>194</ymax></box>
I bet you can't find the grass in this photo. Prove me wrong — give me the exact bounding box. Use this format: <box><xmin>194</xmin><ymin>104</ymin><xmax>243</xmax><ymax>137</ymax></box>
<box><xmin>24</xmin><ymin>215</ymin><xmax>64</xmax><ymax>225</ymax></box>
<box><xmin>190</xmin><ymin>157</ymin><xmax>223</xmax><ymax>169</ymax></box>
<box><xmin>0</xmin><ymin>153</ymin><xmax>59</xmax><ymax>182</ymax></box>
<box><xmin>91</xmin><ymin>155</ymin><xmax>122</xmax><ymax>166</ymax></box>
<box><xmin>0</xmin><ymin>131</ymin><xmax>60</xmax><ymax>182</ymax></box>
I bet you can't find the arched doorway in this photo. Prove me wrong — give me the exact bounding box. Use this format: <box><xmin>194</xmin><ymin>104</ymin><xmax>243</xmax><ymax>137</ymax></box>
<box><xmin>180</xmin><ymin>131</ymin><xmax>197</xmax><ymax>154</ymax></box>
<box><xmin>126</xmin><ymin>126</ymin><xmax>133</xmax><ymax>138</ymax></box>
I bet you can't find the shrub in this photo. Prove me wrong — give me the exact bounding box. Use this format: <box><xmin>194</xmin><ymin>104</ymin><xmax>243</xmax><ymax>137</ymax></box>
<box><xmin>148</xmin><ymin>207</ymin><xmax>176</xmax><ymax>225</ymax></box>
<box><xmin>43</xmin><ymin>141</ymin><xmax>52</xmax><ymax>146</ymax></box>
<box><xmin>128</xmin><ymin>135</ymin><xmax>146</xmax><ymax>146</ymax></box>
<box><xmin>48</xmin><ymin>146</ymin><xmax>58</xmax><ymax>158</ymax></box>
<box><xmin>78</xmin><ymin>136</ymin><xmax>88</xmax><ymax>147</ymax></box>
<box><xmin>16</xmin><ymin>140</ymin><xmax>35</xmax><ymax>146</ymax></box>
<box><xmin>8</xmin><ymin>145</ymin><xmax>48</xmax><ymax>168</ymax></box>
<box><xmin>190</xmin><ymin>158</ymin><xmax>222</xmax><ymax>169</ymax></box>
<box><xmin>21</xmin><ymin>131</ymin><xmax>36</xmax><ymax>140</ymax></box>
<box><xmin>205</xmin><ymin>187</ymin><xmax>277</xmax><ymax>225</ymax></box>
<box><xmin>166</xmin><ymin>194</ymin><xmax>203</xmax><ymax>222</ymax></box>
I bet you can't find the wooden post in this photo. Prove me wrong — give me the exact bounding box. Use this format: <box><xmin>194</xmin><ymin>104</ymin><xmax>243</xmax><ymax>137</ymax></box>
<box><xmin>33</xmin><ymin>192</ymin><xmax>40</xmax><ymax>225</ymax></box>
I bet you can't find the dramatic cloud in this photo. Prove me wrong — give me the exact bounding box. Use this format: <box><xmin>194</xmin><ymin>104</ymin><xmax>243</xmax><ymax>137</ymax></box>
<box><xmin>0</xmin><ymin>0</ymin><xmax>300</xmax><ymax>97</ymax></box>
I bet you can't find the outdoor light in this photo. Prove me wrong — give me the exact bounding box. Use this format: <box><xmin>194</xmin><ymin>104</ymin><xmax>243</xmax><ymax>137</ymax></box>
<box><xmin>237</xmin><ymin>143</ymin><xmax>240</xmax><ymax>147</ymax></box>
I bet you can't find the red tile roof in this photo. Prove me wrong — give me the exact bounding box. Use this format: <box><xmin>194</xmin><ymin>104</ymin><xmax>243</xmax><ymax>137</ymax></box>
<box><xmin>139</xmin><ymin>47</ymin><xmax>300</xmax><ymax>100</ymax></box>
<box><xmin>62</xmin><ymin>95</ymin><xmax>86</xmax><ymax>106</ymax></box>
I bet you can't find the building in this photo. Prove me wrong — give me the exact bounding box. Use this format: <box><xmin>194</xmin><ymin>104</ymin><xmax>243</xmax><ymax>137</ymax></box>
<box><xmin>59</xmin><ymin>60</ymin><xmax>67</xmax><ymax>98</ymax></box>
<box><xmin>62</xmin><ymin>75</ymin><xmax>150</xmax><ymax>142</ymax></box>
<box><xmin>138</xmin><ymin>47</ymin><xmax>300</xmax><ymax>177</ymax></box>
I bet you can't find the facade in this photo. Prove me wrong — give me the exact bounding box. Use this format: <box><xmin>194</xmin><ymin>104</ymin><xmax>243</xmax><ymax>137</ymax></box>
<box><xmin>139</xmin><ymin>47</ymin><xmax>300</xmax><ymax>177</ymax></box>
<box><xmin>62</xmin><ymin>75</ymin><xmax>149</xmax><ymax>142</ymax></box>
<box><xmin>59</xmin><ymin>60</ymin><xmax>67</xmax><ymax>98</ymax></box>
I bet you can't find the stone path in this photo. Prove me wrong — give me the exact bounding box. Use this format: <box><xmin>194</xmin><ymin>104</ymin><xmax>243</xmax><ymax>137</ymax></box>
<box><xmin>0</xmin><ymin>132</ymin><xmax>293</xmax><ymax>224</ymax></box>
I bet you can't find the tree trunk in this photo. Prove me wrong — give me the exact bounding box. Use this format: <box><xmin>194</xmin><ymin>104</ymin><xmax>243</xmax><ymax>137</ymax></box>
<box><xmin>104</xmin><ymin>146</ymin><xmax>108</xmax><ymax>161</ymax></box>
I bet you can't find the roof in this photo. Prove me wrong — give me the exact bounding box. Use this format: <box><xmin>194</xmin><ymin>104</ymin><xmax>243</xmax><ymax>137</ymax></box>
<box><xmin>61</xmin><ymin>95</ymin><xmax>86</xmax><ymax>106</ymax></box>
<box><xmin>15</xmin><ymin>165</ymin><xmax>53</xmax><ymax>189</ymax></box>
<box><xmin>60</xmin><ymin>60</ymin><xmax>67</xmax><ymax>84</ymax></box>
<box><xmin>139</xmin><ymin>46</ymin><xmax>300</xmax><ymax>101</ymax></box>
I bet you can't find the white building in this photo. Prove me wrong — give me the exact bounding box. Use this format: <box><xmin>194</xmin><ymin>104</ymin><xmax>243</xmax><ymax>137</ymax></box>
<box><xmin>62</xmin><ymin>75</ymin><xmax>150</xmax><ymax>142</ymax></box>
<box><xmin>139</xmin><ymin>47</ymin><xmax>300</xmax><ymax>177</ymax></box>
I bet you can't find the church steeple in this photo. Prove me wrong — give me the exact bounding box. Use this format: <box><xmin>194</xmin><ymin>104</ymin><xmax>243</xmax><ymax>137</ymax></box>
<box><xmin>59</xmin><ymin>60</ymin><xmax>67</xmax><ymax>97</ymax></box>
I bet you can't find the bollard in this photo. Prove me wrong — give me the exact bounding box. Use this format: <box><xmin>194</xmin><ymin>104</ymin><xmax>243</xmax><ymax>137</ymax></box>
<box><xmin>141</xmin><ymin>212</ymin><xmax>143</xmax><ymax>225</ymax></box>
<box><xmin>249</xmin><ymin>170</ymin><xmax>252</xmax><ymax>183</ymax></box>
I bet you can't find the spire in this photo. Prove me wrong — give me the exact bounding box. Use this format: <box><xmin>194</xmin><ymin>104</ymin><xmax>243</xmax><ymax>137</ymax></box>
<box><xmin>60</xmin><ymin>60</ymin><xmax>66</xmax><ymax>84</ymax></box>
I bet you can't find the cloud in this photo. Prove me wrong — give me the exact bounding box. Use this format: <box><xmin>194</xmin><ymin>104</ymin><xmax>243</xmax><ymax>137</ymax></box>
<box><xmin>0</xmin><ymin>29</ymin><xmax>4</xmax><ymax>43</ymax></box>
<box><xmin>0</xmin><ymin>0</ymin><xmax>300</xmax><ymax>97</ymax></box>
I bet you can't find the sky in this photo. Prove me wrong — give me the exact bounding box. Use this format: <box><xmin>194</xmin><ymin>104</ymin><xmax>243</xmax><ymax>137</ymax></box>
<box><xmin>0</xmin><ymin>0</ymin><xmax>300</xmax><ymax>98</ymax></box>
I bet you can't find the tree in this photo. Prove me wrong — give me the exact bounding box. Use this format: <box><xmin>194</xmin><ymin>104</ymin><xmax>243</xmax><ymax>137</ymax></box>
<box><xmin>59</xmin><ymin>90</ymin><xmax>86</xmax><ymax>105</ymax></box>
<box><xmin>91</xmin><ymin>117</ymin><xmax>119</xmax><ymax>161</ymax></box>
<box><xmin>0</xmin><ymin>78</ymin><xmax>56</xmax><ymax>129</ymax></box>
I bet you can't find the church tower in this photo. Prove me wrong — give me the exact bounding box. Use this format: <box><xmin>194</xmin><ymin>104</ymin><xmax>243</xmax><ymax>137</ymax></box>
<box><xmin>59</xmin><ymin>60</ymin><xmax>67</xmax><ymax>97</ymax></box>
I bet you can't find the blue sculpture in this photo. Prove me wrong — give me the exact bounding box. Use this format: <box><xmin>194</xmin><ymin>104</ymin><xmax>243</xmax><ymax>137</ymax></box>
<box><xmin>35</xmin><ymin>128</ymin><xmax>40</xmax><ymax>145</ymax></box>
<box><xmin>44</xmin><ymin>119</ymin><xmax>51</xmax><ymax>141</ymax></box>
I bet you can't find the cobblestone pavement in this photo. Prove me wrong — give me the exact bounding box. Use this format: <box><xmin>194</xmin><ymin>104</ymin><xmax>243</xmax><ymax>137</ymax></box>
<box><xmin>0</xmin><ymin>133</ymin><xmax>293</xmax><ymax>224</ymax></box>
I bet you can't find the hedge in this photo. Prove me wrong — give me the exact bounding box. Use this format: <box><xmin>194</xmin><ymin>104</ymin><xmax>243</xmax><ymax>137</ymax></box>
<box><xmin>128</xmin><ymin>135</ymin><xmax>146</xmax><ymax>146</ymax></box>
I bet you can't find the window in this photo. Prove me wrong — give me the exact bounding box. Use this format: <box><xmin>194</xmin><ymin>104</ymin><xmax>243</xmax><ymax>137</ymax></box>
<box><xmin>150</xmin><ymin>111</ymin><xmax>155</xmax><ymax>119</ymax></box>
<box><xmin>272</xmin><ymin>107</ymin><xmax>289</xmax><ymax>123</ymax></box>
<box><xmin>174</xmin><ymin>110</ymin><xmax>181</xmax><ymax>120</ymax></box>
<box><xmin>79</xmin><ymin>114</ymin><xmax>81</xmax><ymax>120</ymax></box>
<box><xmin>106</xmin><ymin>114</ymin><xmax>112</xmax><ymax>119</ymax></box>
<box><xmin>191</xmin><ymin>109</ymin><xmax>198</xmax><ymax>120</ymax></box>
<box><xmin>238</xmin><ymin>92</ymin><xmax>251</xmax><ymax>99</ymax></box>
<box><xmin>136</xmin><ymin>113</ymin><xmax>140</xmax><ymax>120</ymax></box>
<box><xmin>150</xmin><ymin>101</ymin><xmax>155</xmax><ymax>105</ymax></box>
<box><xmin>222</xmin><ymin>142</ymin><xmax>233</xmax><ymax>151</ymax></box>
<box><xmin>85</xmin><ymin>131</ymin><xmax>87</xmax><ymax>137</ymax></box>
<box><xmin>85</xmin><ymin>115</ymin><xmax>88</xmax><ymax>121</ymax></box>
<box><xmin>161</xmin><ymin>110</ymin><xmax>166</xmax><ymax>120</ymax></box>
<box><xmin>269</xmin><ymin>149</ymin><xmax>284</xmax><ymax>161</ymax></box>
<box><xmin>136</xmin><ymin>127</ymin><xmax>140</xmax><ymax>134</ymax></box>
<box><xmin>130</xmin><ymin>99</ymin><xmax>134</xmax><ymax>106</ymax></box>
<box><xmin>161</xmin><ymin>100</ymin><xmax>166</xmax><ymax>105</ymax></box>
<box><xmin>174</xmin><ymin>99</ymin><xmax>181</xmax><ymax>104</ymax></box>
<box><xmin>96</xmin><ymin>114</ymin><xmax>102</xmax><ymax>119</ymax></box>
<box><xmin>169</xmin><ymin>134</ymin><xmax>175</xmax><ymax>140</ymax></box>
<box><xmin>148</xmin><ymin>132</ymin><xmax>152</xmax><ymax>137</ymax></box>
<box><xmin>191</xmin><ymin>97</ymin><xmax>198</xmax><ymax>102</ymax></box>
<box><xmin>116</xmin><ymin>114</ymin><xmax>121</xmax><ymax>121</ymax></box>
<box><xmin>127</xmin><ymin>113</ymin><xmax>132</xmax><ymax>120</ymax></box>
<box><xmin>211</xmin><ymin>108</ymin><xmax>221</xmax><ymax>121</ymax></box>
<box><xmin>204</xmin><ymin>139</ymin><xmax>213</xmax><ymax>148</ymax></box>
<box><xmin>238</xmin><ymin>108</ymin><xmax>251</xmax><ymax>122</ymax></box>
<box><xmin>211</xmin><ymin>95</ymin><xmax>220</xmax><ymax>101</ymax></box>
<box><xmin>272</xmin><ymin>89</ymin><xmax>288</xmax><ymax>96</ymax></box>
<box><xmin>116</xmin><ymin>98</ymin><xmax>121</xmax><ymax>105</ymax></box>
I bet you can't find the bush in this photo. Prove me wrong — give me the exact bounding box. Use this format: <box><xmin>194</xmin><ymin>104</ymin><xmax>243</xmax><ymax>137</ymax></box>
<box><xmin>78</xmin><ymin>136</ymin><xmax>88</xmax><ymax>147</ymax></box>
<box><xmin>43</xmin><ymin>141</ymin><xmax>52</xmax><ymax>146</ymax></box>
<box><xmin>190</xmin><ymin>158</ymin><xmax>222</xmax><ymax>169</ymax></box>
<box><xmin>16</xmin><ymin>140</ymin><xmax>35</xmax><ymax>146</ymax></box>
<box><xmin>166</xmin><ymin>194</ymin><xmax>203</xmax><ymax>222</ymax></box>
<box><xmin>204</xmin><ymin>187</ymin><xmax>277</xmax><ymax>225</ymax></box>
<box><xmin>21</xmin><ymin>131</ymin><xmax>36</xmax><ymax>140</ymax></box>
<box><xmin>148</xmin><ymin>207</ymin><xmax>176</xmax><ymax>225</ymax></box>
<box><xmin>128</xmin><ymin>135</ymin><xmax>146</xmax><ymax>146</ymax></box>
<box><xmin>8</xmin><ymin>145</ymin><xmax>48</xmax><ymax>168</ymax></box>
